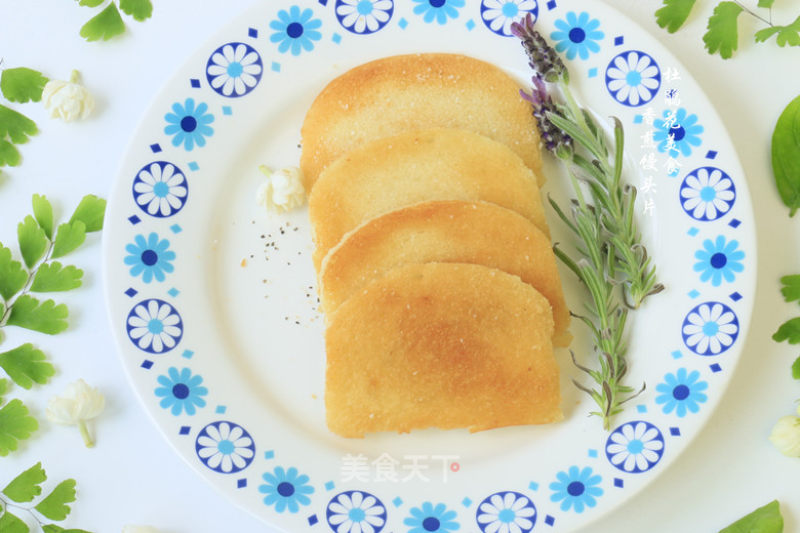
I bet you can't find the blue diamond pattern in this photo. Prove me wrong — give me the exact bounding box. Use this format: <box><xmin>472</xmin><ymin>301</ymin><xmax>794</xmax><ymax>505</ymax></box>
<box><xmin>688</xmin><ymin>289</ymin><xmax>700</xmax><ymax>299</ymax></box>
<box><xmin>529</xmin><ymin>481</ymin><xmax>539</xmax><ymax>491</ymax></box>
<box><xmin>546</xmin><ymin>0</ymin><xmax>557</xmax><ymax>9</ymax></box>
<box><xmin>398</xmin><ymin>17</ymin><xmax>408</xmax><ymax>29</ymax></box>
<box><xmin>150</xmin><ymin>143</ymin><xmax>162</xmax><ymax>153</ymax></box>
<box><xmin>614</xmin><ymin>35</ymin><xmax>624</xmax><ymax>45</ymax></box>
<box><xmin>168</xmin><ymin>288</ymin><xmax>180</xmax><ymax>297</ymax></box>
<box><xmin>466</xmin><ymin>19</ymin><xmax>475</xmax><ymax>30</ymax></box>
<box><xmin>125</xmin><ymin>288</ymin><xmax>138</xmax><ymax>297</ymax></box>
<box><xmin>188</xmin><ymin>161</ymin><xmax>199</xmax><ymax>171</ymax></box>
<box><xmin>248</xmin><ymin>27</ymin><xmax>258</xmax><ymax>38</ymax></box>
<box><xmin>308</xmin><ymin>515</ymin><xmax>319</xmax><ymax>526</ymax></box>
<box><xmin>128</xmin><ymin>215</ymin><xmax>141</xmax><ymax>225</ymax></box>
<box><xmin>182</xmin><ymin>349</ymin><xmax>194</xmax><ymax>359</ymax></box>
<box><xmin>687</xmin><ymin>227</ymin><xmax>699</xmax><ymax>236</ymax></box>
<box><xmin>462</xmin><ymin>497</ymin><xmax>472</xmax><ymax>507</ymax></box>
<box><xmin>325</xmin><ymin>481</ymin><xmax>335</xmax><ymax>491</ymax></box>
<box><xmin>671</xmin><ymin>350</ymin><xmax>683</xmax><ymax>359</ymax></box>
<box><xmin>272</xmin><ymin>61</ymin><xmax>281</xmax><ymax>72</ymax></box>
<box><xmin>670</xmin><ymin>427</ymin><xmax>681</xmax><ymax>436</ymax></box>
<box><xmin>729</xmin><ymin>218</ymin><xmax>741</xmax><ymax>228</ymax></box>
<box><xmin>393</xmin><ymin>497</ymin><xmax>403</xmax><ymax>507</ymax></box>
<box><xmin>614</xmin><ymin>478</ymin><xmax>624</xmax><ymax>488</ymax></box>
<box><xmin>264</xmin><ymin>450</ymin><xmax>274</xmax><ymax>459</ymax></box>
<box><xmin>190</xmin><ymin>78</ymin><xmax>200</xmax><ymax>88</ymax></box>
<box><xmin>179</xmin><ymin>426</ymin><xmax>191</xmax><ymax>435</ymax></box>
<box><xmin>705</xmin><ymin>150</ymin><xmax>718</xmax><ymax>159</ymax></box>
<box><xmin>637</xmin><ymin>404</ymin><xmax>647</xmax><ymax>413</ymax></box>
<box><xmin>216</xmin><ymin>405</ymin><xmax>227</xmax><ymax>414</ymax></box>
<box><xmin>237</xmin><ymin>478</ymin><xmax>247</xmax><ymax>488</ymax></box>
<box><xmin>141</xmin><ymin>360</ymin><xmax>153</xmax><ymax>369</ymax></box>
<box><xmin>545</xmin><ymin>515</ymin><xmax>555</xmax><ymax>526</ymax></box>
<box><xmin>730</xmin><ymin>292</ymin><xmax>742</xmax><ymax>301</ymax></box>
<box><xmin>710</xmin><ymin>363</ymin><xmax>722</xmax><ymax>372</ymax></box>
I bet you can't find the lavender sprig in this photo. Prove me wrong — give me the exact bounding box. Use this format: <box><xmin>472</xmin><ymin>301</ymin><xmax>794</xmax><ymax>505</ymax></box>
<box><xmin>512</xmin><ymin>14</ymin><xmax>661</xmax><ymax>429</ymax></box>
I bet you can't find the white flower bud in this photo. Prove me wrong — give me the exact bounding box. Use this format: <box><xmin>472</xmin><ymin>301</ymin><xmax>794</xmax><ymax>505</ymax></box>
<box><xmin>41</xmin><ymin>70</ymin><xmax>94</xmax><ymax>122</ymax></box>
<box><xmin>769</xmin><ymin>415</ymin><xmax>800</xmax><ymax>457</ymax></box>
<box><xmin>46</xmin><ymin>379</ymin><xmax>105</xmax><ymax>447</ymax></box>
<box><xmin>257</xmin><ymin>165</ymin><xmax>306</xmax><ymax>212</ymax></box>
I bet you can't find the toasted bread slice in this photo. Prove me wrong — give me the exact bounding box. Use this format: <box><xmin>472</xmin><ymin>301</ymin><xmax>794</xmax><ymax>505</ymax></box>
<box><xmin>300</xmin><ymin>53</ymin><xmax>541</xmax><ymax>190</ymax></box>
<box><xmin>325</xmin><ymin>262</ymin><xmax>562</xmax><ymax>438</ymax></box>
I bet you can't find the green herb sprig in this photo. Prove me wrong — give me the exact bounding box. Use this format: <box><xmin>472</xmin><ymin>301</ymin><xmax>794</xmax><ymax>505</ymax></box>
<box><xmin>719</xmin><ymin>500</ymin><xmax>784</xmax><ymax>533</ymax></box>
<box><xmin>771</xmin><ymin>94</ymin><xmax>800</xmax><ymax>217</ymax></box>
<box><xmin>76</xmin><ymin>0</ymin><xmax>153</xmax><ymax>42</ymax></box>
<box><xmin>772</xmin><ymin>275</ymin><xmax>800</xmax><ymax>382</ymax></box>
<box><xmin>0</xmin><ymin>66</ymin><xmax>49</xmax><ymax>170</ymax></box>
<box><xmin>0</xmin><ymin>194</ymin><xmax>105</xmax><ymax>456</ymax></box>
<box><xmin>0</xmin><ymin>463</ymin><xmax>92</xmax><ymax>533</ymax></box>
<box><xmin>512</xmin><ymin>15</ymin><xmax>661</xmax><ymax>429</ymax></box>
<box><xmin>655</xmin><ymin>0</ymin><xmax>800</xmax><ymax>59</ymax></box>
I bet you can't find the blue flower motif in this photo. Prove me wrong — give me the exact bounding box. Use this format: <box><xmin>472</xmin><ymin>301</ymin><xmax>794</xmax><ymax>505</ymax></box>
<box><xmin>682</xmin><ymin>301</ymin><xmax>739</xmax><ymax>356</ymax></box>
<box><xmin>164</xmin><ymin>98</ymin><xmax>214</xmax><ymax>151</ymax></box>
<box><xmin>124</xmin><ymin>232</ymin><xmax>175</xmax><ymax>283</ymax></box>
<box><xmin>132</xmin><ymin>161</ymin><xmax>188</xmax><ymax>218</ymax></box>
<box><xmin>653</xmin><ymin>107</ymin><xmax>703</xmax><ymax>158</ymax></box>
<box><xmin>405</xmin><ymin>502</ymin><xmax>459</xmax><ymax>532</ymax></box>
<box><xmin>258</xmin><ymin>466</ymin><xmax>314</xmax><ymax>513</ymax></box>
<box><xmin>327</xmin><ymin>490</ymin><xmax>387</xmax><ymax>533</ymax></box>
<box><xmin>412</xmin><ymin>0</ymin><xmax>465</xmax><ymax>25</ymax></box>
<box><xmin>605</xmin><ymin>50</ymin><xmax>660</xmax><ymax>106</ymax></box>
<box><xmin>270</xmin><ymin>6</ymin><xmax>322</xmax><ymax>56</ymax></box>
<box><xmin>680</xmin><ymin>166</ymin><xmax>736</xmax><ymax>221</ymax></box>
<box><xmin>655</xmin><ymin>368</ymin><xmax>708</xmax><ymax>417</ymax></box>
<box><xmin>605</xmin><ymin>421</ymin><xmax>665</xmax><ymax>473</ymax></box>
<box><xmin>206</xmin><ymin>42</ymin><xmax>263</xmax><ymax>97</ymax></box>
<box><xmin>549</xmin><ymin>466</ymin><xmax>603</xmax><ymax>513</ymax></box>
<box><xmin>126</xmin><ymin>299</ymin><xmax>183</xmax><ymax>354</ymax></box>
<box><xmin>154</xmin><ymin>367</ymin><xmax>208</xmax><ymax>416</ymax></box>
<box><xmin>476</xmin><ymin>491</ymin><xmax>536</xmax><ymax>533</ymax></box>
<box><xmin>195</xmin><ymin>421</ymin><xmax>256</xmax><ymax>474</ymax></box>
<box><xmin>336</xmin><ymin>0</ymin><xmax>394</xmax><ymax>34</ymax></box>
<box><xmin>480</xmin><ymin>0</ymin><xmax>538</xmax><ymax>37</ymax></box>
<box><xmin>550</xmin><ymin>11</ymin><xmax>604</xmax><ymax>60</ymax></box>
<box><xmin>693</xmin><ymin>235</ymin><xmax>745</xmax><ymax>286</ymax></box>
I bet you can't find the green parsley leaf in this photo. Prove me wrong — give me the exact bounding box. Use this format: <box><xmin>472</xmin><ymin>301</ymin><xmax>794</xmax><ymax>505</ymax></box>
<box><xmin>119</xmin><ymin>0</ymin><xmax>153</xmax><ymax>21</ymax></box>
<box><xmin>0</xmin><ymin>344</ymin><xmax>55</xmax><ymax>390</ymax></box>
<box><xmin>719</xmin><ymin>500</ymin><xmax>783</xmax><ymax>533</ymax></box>
<box><xmin>757</xmin><ymin>0</ymin><xmax>775</xmax><ymax>8</ymax></box>
<box><xmin>0</xmin><ymin>511</ymin><xmax>29</xmax><ymax>533</ymax></box>
<box><xmin>51</xmin><ymin>221</ymin><xmax>86</xmax><ymax>259</ymax></box>
<box><xmin>0</xmin><ymin>105</ymin><xmax>37</xmax><ymax>167</ymax></box>
<box><xmin>0</xmin><ymin>67</ymin><xmax>49</xmax><ymax>104</ymax></box>
<box><xmin>69</xmin><ymin>194</ymin><xmax>106</xmax><ymax>232</ymax></box>
<box><xmin>771</xmin><ymin>94</ymin><xmax>800</xmax><ymax>216</ymax></box>
<box><xmin>6</xmin><ymin>295</ymin><xmax>69</xmax><ymax>335</ymax></box>
<box><xmin>773</xmin><ymin>317</ymin><xmax>800</xmax><ymax>344</ymax></box>
<box><xmin>655</xmin><ymin>0</ymin><xmax>697</xmax><ymax>33</ymax></box>
<box><xmin>32</xmin><ymin>194</ymin><xmax>55</xmax><ymax>240</ymax></box>
<box><xmin>35</xmin><ymin>479</ymin><xmax>77</xmax><ymax>521</ymax></box>
<box><xmin>78</xmin><ymin>0</ymin><xmax>105</xmax><ymax>6</ymax></box>
<box><xmin>0</xmin><ymin>399</ymin><xmax>38</xmax><ymax>456</ymax></box>
<box><xmin>80</xmin><ymin>2</ymin><xmax>126</xmax><ymax>42</ymax></box>
<box><xmin>0</xmin><ymin>139</ymin><xmax>22</xmax><ymax>167</ymax></box>
<box><xmin>31</xmin><ymin>262</ymin><xmax>83</xmax><ymax>293</ymax></box>
<box><xmin>704</xmin><ymin>1</ymin><xmax>744</xmax><ymax>59</ymax></box>
<box><xmin>755</xmin><ymin>16</ymin><xmax>800</xmax><ymax>47</ymax></box>
<box><xmin>17</xmin><ymin>215</ymin><xmax>48</xmax><ymax>269</ymax></box>
<box><xmin>792</xmin><ymin>355</ymin><xmax>800</xmax><ymax>380</ymax></box>
<box><xmin>0</xmin><ymin>243</ymin><xmax>28</xmax><ymax>301</ymax></box>
<box><xmin>42</xmin><ymin>525</ymin><xmax>93</xmax><ymax>533</ymax></box>
<box><xmin>2</xmin><ymin>462</ymin><xmax>47</xmax><ymax>503</ymax></box>
<box><xmin>779</xmin><ymin>274</ymin><xmax>800</xmax><ymax>303</ymax></box>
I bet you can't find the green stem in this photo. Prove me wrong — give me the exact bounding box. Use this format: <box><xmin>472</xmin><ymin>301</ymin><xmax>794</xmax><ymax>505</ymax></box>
<box><xmin>0</xmin><ymin>240</ymin><xmax>55</xmax><ymax>328</ymax></box>
<box><xmin>79</xmin><ymin>419</ymin><xmax>94</xmax><ymax>448</ymax></box>
<box><xmin>732</xmin><ymin>0</ymin><xmax>773</xmax><ymax>26</ymax></box>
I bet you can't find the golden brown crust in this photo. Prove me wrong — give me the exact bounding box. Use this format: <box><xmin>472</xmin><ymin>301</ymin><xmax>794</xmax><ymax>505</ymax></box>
<box><xmin>300</xmin><ymin>53</ymin><xmax>542</xmax><ymax>190</ymax></box>
<box><xmin>325</xmin><ymin>262</ymin><xmax>562</xmax><ymax>438</ymax></box>
<box><xmin>308</xmin><ymin>128</ymin><xmax>548</xmax><ymax>271</ymax></box>
<box><xmin>320</xmin><ymin>200</ymin><xmax>571</xmax><ymax>346</ymax></box>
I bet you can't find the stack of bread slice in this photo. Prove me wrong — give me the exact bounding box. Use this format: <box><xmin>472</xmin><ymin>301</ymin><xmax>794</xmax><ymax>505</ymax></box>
<box><xmin>301</xmin><ymin>53</ymin><xmax>570</xmax><ymax>438</ymax></box>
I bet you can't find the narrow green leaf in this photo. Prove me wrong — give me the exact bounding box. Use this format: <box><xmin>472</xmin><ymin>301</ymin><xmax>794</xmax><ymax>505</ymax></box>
<box><xmin>35</xmin><ymin>479</ymin><xmax>77</xmax><ymax>521</ymax></box>
<box><xmin>655</xmin><ymin>0</ymin><xmax>697</xmax><ymax>33</ymax></box>
<box><xmin>703</xmin><ymin>2</ymin><xmax>744</xmax><ymax>59</ymax></box>
<box><xmin>792</xmin><ymin>355</ymin><xmax>800</xmax><ymax>380</ymax></box>
<box><xmin>80</xmin><ymin>2</ymin><xmax>126</xmax><ymax>41</ymax></box>
<box><xmin>17</xmin><ymin>215</ymin><xmax>48</xmax><ymax>269</ymax></box>
<box><xmin>771</xmin><ymin>94</ymin><xmax>800</xmax><ymax>216</ymax></box>
<box><xmin>718</xmin><ymin>500</ymin><xmax>783</xmax><ymax>533</ymax></box>
<box><xmin>78</xmin><ymin>0</ymin><xmax>105</xmax><ymax>6</ymax></box>
<box><xmin>31</xmin><ymin>262</ymin><xmax>83</xmax><ymax>293</ymax></box>
<box><xmin>51</xmin><ymin>221</ymin><xmax>86</xmax><ymax>259</ymax></box>
<box><xmin>32</xmin><ymin>194</ymin><xmax>55</xmax><ymax>239</ymax></box>
<box><xmin>0</xmin><ymin>399</ymin><xmax>38</xmax><ymax>456</ymax></box>
<box><xmin>69</xmin><ymin>195</ymin><xmax>106</xmax><ymax>232</ymax></box>
<box><xmin>0</xmin><ymin>243</ymin><xmax>28</xmax><ymax>301</ymax></box>
<box><xmin>2</xmin><ymin>462</ymin><xmax>47</xmax><ymax>503</ymax></box>
<box><xmin>757</xmin><ymin>0</ymin><xmax>775</xmax><ymax>8</ymax></box>
<box><xmin>0</xmin><ymin>67</ymin><xmax>49</xmax><ymax>104</ymax></box>
<box><xmin>6</xmin><ymin>295</ymin><xmax>69</xmax><ymax>335</ymax></box>
<box><xmin>0</xmin><ymin>511</ymin><xmax>29</xmax><ymax>533</ymax></box>
<box><xmin>772</xmin><ymin>317</ymin><xmax>800</xmax><ymax>344</ymax></box>
<box><xmin>0</xmin><ymin>344</ymin><xmax>55</xmax><ymax>389</ymax></box>
<box><xmin>119</xmin><ymin>0</ymin><xmax>153</xmax><ymax>21</ymax></box>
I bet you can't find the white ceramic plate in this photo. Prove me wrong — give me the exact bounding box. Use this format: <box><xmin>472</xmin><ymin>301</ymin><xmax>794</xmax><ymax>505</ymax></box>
<box><xmin>103</xmin><ymin>1</ymin><xmax>756</xmax><ymax>531</ymax></box>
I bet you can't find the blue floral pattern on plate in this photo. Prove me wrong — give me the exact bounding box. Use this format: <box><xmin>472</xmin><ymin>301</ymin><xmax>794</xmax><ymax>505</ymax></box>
<box><xmin>164</xmin><ymin>98</ymin><xmax>214</xmax><ymax>151</ymax></box>
<box><xmin>154</xmin><ymin>366</ymin><xmax>208</xmax><ymax>416</ymax></box>
<box><xmin>682</xmin><ymin>302</ymin><xmax>739</xmax><ymax>356</ymax></box>
<box><xmin>480</xmin><ymin>0</ymin><xmax>538</xmax><ymax>36</ymax></box>
<box><xmin>605</xmin><ymin>421</ymin><xmax>665</xmax><ymax>473</ymax></box>
<box><xmin>412</xmin><ymin>0</ymin><xmax>465</xmax><ymax>25</ymax></box>
<box><xmin>195</xmin><ymin>421</ymin><xmax>256</xmax><ymax>473</ymax></box>
<box><xmin>549</xmin><ymin>466</ymin><xmax>603</xmax><ymax>513</ymax></box>
<box><xmin>124</xmin><ymin>232</ymin><xmax>175</xmax><ymax>283</ymax></box>
<box><xmin>326</xmin><ymin>490</ymin><xmax>387</xmax><ymax>533</ymax></box>
<box><xmin>270</xmin><ymin>6</ymin><xmax>322</xmax><ymax>55</ymax></box>
<box><xmin>694</xmin><ymin>235</ymin><xmax>745</xmax><ymax>286</ymax></box>
<box><xmin>605</xmin><ymin>50</ymin><xmax>660</xmax><ymax>106</ymax></box>
<box><xmin>655</xmin><ymin>368</ymin><xmax>708</xmax><ymax>417</ymax></box>
<box><xmin>206</xmin><ymin>42</ymin><xmax>263</xmax><ymax>97</ymax></box>
<box><xmin>550</xmin><ymin>11</ymin><xmax>603</xmax><ymax>60</ymax></box>
<box><xmin>653</xmin><ymin>107</ymin><xmax>703</xmax><ymax>158</ymax></box>
<box><xmin>335</xmin><ymin>0</ymin><xmax>394</xmax><ymax>34</ymax></box>
<box><xmin>132</xmin><ymin>161</ymin><xmax>188</xmax><ymax>218</ymax></box>
<box><xmin>126</xmin><ymin>299</ymin><xmax>183</xmax><ymax>354</ymax></box>
<box><xmin>680</xmin><ymin>166</ymin><xmax>735</xmax><ymax>221</ymax></box>
<box><xmin>405</xmin><ymin>502</ymin><xmax>459</xmax><ymax>532</ymax></box>
<box><xmin>476</xmin><ymin>491</ymin><xmax>536</xmax><ymax>532</ymax></box>
<box><xmin>259</xmin><ymin>466</ymin><xmax>314</xmax><ymax>513</ymax></box>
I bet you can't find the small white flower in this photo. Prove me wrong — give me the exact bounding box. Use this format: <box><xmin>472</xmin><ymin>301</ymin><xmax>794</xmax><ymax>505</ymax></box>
<box><xmin>682</xmin><ymin>303</ymin><xmax>738</xmax><ymax>355</ymax></box>
<box><xmin>680</xmin><ymin>167</ymin><xmax>735</xmax><ymax>220</ymax></box>
<box><xmin>336</xmin><ymin>0</ymin><xmax>393</xmax><ymax>34</ymax></box>
<box><xmin>46</xmin><ymin>379</ymin><xmax>105</xmax><ymax>447</ymax></box>
<box><xmin>196</xmin><ymin>422</ymin><xmax>255</xmax><ymax>472</ymax></box>
<box><xmin>42</xmin><ymin>70</ymin><xmax>94</xmax><ymax>122</ymax></box>
<box><xmin>606</xmin><ymin>421</ymin><xmax>664</xmax><ymax>472</ymax></box>
<box><xmin>327</xmin><ymin>491</ymin><xmax>386</xmax><ymax>533</ymax></box>
<box><xmin>257</xmin><ymin>165</ymin><xmax>306</xmax><ymax>212</ymax></box>
<box><xmin>606</xmin><ymin>51</ymin><xmax>660</xmax><ymax>106</ymax></box>
<box><xmin>769</xmin><ymin>415</ymin><xmax>800</xmax><ymax>457</ymax></box>
<box><xmin>122</xmin><ymin>526</ymin><xmax>161</xmax><ymax>533</ymax></box>
<box><xmin>477</xmin><ymin>492</ymin><xmax>536</xmax><ymax>533</ymax></box>
<box><xmin>206</xmin><ymin>43</ymin><xmax>262</xmax><ymax>96</ymax></box>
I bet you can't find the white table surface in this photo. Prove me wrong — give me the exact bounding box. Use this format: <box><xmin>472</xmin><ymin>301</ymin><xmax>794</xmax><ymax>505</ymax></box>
<box><xmin>1</xmin><ymin>1</ymin><xmax>798</xmax><ymax>532</ymax></box>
